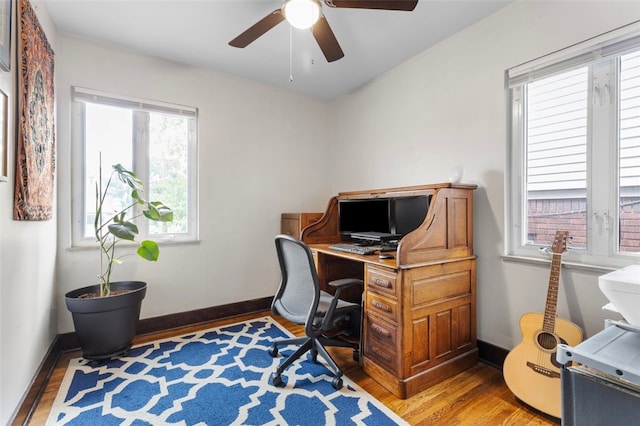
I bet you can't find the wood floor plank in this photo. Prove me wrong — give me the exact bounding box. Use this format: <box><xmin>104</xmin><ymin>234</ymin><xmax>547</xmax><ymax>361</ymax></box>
<box><xmin>25</xmin><ymin>311</ymin><xmax>559</xmax><ymax>425</ymax></box>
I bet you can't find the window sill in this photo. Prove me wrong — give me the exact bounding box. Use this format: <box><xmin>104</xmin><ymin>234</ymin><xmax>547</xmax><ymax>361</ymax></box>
<box><xmin>501</xmin><ymin>255</ymin><xmax>617</xmax><ymax>274</ymax></box>
<box><xmin>67</xmin><ymin>239</ymin><xmax>200</xmax><ymax>252</ymax></box>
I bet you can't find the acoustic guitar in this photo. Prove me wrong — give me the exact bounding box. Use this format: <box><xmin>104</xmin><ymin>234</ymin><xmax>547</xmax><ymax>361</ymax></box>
<box><xmin>502</xmin><ymin>230</ymin><xmax>583</xmax><ymax>419</ymax></box>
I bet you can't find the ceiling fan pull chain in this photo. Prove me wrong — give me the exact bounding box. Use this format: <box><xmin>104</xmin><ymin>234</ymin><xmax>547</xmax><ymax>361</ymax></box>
<box><xmin>289</xmin><ymin>26</ymin><xmax>294</xmax><ymax>82</ymax></box>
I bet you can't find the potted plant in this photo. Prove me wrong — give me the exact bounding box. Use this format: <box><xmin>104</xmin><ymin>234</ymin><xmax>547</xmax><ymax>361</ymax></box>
<box><xmin>65</xmin><ymin>162</ymin><xmax>173</xmax><ymax>359</ymax></box>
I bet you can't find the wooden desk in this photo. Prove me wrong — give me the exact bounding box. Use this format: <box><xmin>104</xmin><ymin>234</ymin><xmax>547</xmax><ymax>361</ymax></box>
<box><xmin>281</xmin><ymin>213</ymin><xmax>323</xmax><ymax>239</ymax></box>
<box><xmin>302</xmin><ymin>183</ymin><xmax>478</xmax><ymax>399</ymax></box>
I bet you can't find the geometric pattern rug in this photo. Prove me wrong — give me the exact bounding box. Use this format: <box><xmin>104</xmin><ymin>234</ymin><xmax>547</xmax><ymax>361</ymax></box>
<box><xmin>47</xmin><ymin>317</ymin><xmax>406</xmax><ymax>425</ymax></box>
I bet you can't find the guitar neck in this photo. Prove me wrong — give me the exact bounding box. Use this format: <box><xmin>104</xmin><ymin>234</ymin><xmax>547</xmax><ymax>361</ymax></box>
<box><xmin>542</xmin><ymin>253</ymin><xmax>562</xmax><ymax>332</ymax></box>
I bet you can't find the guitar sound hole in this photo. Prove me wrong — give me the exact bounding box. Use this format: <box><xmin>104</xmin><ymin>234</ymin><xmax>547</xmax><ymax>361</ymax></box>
<box><xmin>537</xmin><ymin>332</ymin><xmax>557</xmax><ymax>350</ymax></box>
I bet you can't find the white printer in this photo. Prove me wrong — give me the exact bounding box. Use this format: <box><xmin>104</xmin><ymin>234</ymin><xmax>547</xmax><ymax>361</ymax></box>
<box><xmin>557</xmin><ymin>265</ymin><xmax>640</xmax><ymax>425</ymax></box>
<box><xmin>598</xmin><ymin>265</ymin><xmax>640</xmax><ymax>327</ymax></box>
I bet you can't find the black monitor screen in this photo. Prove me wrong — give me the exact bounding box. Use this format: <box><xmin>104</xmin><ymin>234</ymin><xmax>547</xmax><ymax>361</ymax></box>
<box><xmin>338</xmin><ymin>199</ymin><xmax>391</xmax><ymax>235</ymax></box>
<box><xmin>392</xmin><ymin>196</ymin><xmax>431</xmax><ymax>236</ymax></box>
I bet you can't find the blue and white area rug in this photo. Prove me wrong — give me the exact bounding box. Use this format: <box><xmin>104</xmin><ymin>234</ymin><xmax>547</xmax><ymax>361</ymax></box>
<box><xmin>47</xmin><ymin>316</ymin><xmax>406</xmax><ymax>425</ymax></box>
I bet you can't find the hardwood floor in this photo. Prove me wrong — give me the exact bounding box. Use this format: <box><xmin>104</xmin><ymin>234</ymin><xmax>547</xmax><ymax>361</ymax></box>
<box><xmin>26</xmin><ymin>311</ymin><xmax>559</xmax><ymax>425</ymax></box>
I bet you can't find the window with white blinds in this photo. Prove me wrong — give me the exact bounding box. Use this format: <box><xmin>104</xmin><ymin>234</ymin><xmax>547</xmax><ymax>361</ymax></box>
<box><xmin>71</xmin><ymin>87</ymin><xmax>199</xmax><ymax>246</ymax></box>
<box><xmin>507</xmin><ymin>26</ymin><xmax>640</xmax><ymax>267</ymax></box>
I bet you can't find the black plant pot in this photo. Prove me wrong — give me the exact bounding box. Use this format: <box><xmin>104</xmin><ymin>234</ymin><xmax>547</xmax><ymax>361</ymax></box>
<box><xmin>65</xmin><ymin>281</ymin><xmax>147</xmax><ymax>360</ymax></box>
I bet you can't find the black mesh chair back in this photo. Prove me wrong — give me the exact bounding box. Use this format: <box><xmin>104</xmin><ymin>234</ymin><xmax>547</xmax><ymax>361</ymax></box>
<box><xmin>272</xmin><ymin>235</ymin><xmax>319</xmax><ymax>327</ymax></box>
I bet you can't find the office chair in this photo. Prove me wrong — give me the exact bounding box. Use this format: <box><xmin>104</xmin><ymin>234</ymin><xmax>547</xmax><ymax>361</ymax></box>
<box><xmin>269</xmin><ymin>234</ymin><xmax>363</xmax><ymax>390</ymax></box>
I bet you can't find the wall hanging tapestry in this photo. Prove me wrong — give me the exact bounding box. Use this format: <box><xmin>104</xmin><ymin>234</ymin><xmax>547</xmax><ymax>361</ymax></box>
<box><xmin>47</xmin><ymin>317</ymin><xmax>406</xmax><ymax>425</ymax></box>
<box><xmin>13</xmin><ymin>0</ymin><xmax>55</xmax><ymax>220</ymax></box>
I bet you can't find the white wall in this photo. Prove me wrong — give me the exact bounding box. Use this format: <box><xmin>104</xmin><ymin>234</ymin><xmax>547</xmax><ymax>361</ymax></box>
<box><xmin>328</xmin><ymin>1</ymin><xmax>640</xmax><ymax>349</ymax></box>
<box><xmin>54</xmin><ymin>35</ymin><xmax>333</xmax><ymax>334</ymax></box>
<box><xmin>0</xmin><ymin>1</ymin><xmax>57</xmax><ymax>424</ymax></box>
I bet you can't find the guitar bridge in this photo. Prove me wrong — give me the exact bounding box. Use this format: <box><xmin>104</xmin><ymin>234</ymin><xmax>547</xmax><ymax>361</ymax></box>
<box><xmin>526</xmin><ymin>361</ymin><xmax>560</xmax><ymax>379</ymax></box>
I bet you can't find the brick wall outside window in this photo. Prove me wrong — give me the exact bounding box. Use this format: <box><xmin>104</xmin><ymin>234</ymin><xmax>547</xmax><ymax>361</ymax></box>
<box><xmin>527</xmin><ymin>197</ymin><xmax>640</xmax><ymax>253</ymax></box>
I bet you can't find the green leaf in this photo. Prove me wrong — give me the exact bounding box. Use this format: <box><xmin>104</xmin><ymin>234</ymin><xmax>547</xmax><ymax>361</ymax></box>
<box><xmin>137</xmin><ymin>240</ymin><xmax>160</xmax><ymax>261</ymax></box>
<box><xmin>108</xmin><ymin>221</ymin><xmax>138</xmax><ymax>241</ymax></box>
<box><xmin>131</xmin><ymin>189</ymin><xmax>144</xmax><ymax>204</ymax></box>
<box><xmin>114</xmin><ymin>164</ymin><xmax>143</xmax><ymax>192</ymax></box>
<box><xmin>144</xmin><ymin>201</ymin><xmax>173</xmax><ymax>222</ymax></box>
<box><xmin>114</xmin><ymin>212</ymin><xmax>126</xmax><ymax>223</ymax></box>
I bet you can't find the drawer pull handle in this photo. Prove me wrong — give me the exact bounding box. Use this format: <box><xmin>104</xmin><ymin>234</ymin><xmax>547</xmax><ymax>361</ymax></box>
<box><xmin>371</xmin><ymin>324</ymin><xmax>391</xmax><ymax>338</ymax></box>
<box><xmin>371</xmin><ymin>300</ymin><xmax>391</xmax><ymax>312</ymax></box>
<box><xmin>371</xmin><ymin>346</ymin><xmax>392</xmax><ymax>362</ymax></box>
<box><xmin>373</xmin><ymin>278</ymin><xmax>391</xmax><ymax>288</ymax></box>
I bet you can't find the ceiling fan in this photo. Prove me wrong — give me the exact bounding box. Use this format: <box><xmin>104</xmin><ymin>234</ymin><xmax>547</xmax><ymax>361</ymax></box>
<box><xmin>228</xmin><ymin>0</ymin><xmax>419</xmax><ymax>62</ymax></box>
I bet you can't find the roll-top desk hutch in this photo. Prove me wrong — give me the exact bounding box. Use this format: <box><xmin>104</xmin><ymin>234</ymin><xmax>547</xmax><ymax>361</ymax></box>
<box><xmin>299</xmin><ymin>183</ymin><xmax>477</xmax><ymax>399</ymax></box>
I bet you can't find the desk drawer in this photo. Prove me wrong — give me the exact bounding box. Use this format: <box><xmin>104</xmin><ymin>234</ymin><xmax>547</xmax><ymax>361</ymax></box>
<box><xmin>365</xmin><ymin>292</ymin><xmax>399</xmax><ymax>324</ymax></box>
<box><xmin>366</xmin><ymin>266</ymin><xmax>398</xmax><ymax>298</ymax></box>
<box><xmin>365</xmin><ymin>314</ymin><xmax>399</xmax><ymax>375</ymax></box>
<box><xmin>365</xmin><ymin>313</ymin><xmax>398</xmax><ymax>347</ymax></box>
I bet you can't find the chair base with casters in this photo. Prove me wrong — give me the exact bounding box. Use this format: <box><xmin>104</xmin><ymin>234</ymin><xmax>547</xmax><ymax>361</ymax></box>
<box><xmin>269</xmin><ymin>278</ymin><xmax>363</xmax><ymax>390</ymax></box>
<box><xmin>268</xmin><ymin>330</ymin><xmax>359</xmax><ymax>390</ymax></box>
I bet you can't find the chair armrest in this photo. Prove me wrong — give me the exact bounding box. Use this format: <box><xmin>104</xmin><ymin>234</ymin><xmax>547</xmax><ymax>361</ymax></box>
<box><xmin>329</xmin><ymin>278</ymin><xmax>363</xmax><ymax>300</ymax></box>
<box><xmin>322</xmin><ymin>278</ymin><xmax>363</xmax><ymax>333</ymax></box>
<box><xmin>328</xmin><ymin>278</ymin><xmax>364</xmax><ymax>290</ymax></box>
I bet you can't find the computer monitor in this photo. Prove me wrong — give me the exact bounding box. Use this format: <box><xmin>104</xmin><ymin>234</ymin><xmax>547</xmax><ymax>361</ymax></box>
<box><xmin>391</xmin><ymin>195</ymin><xmax>431</xmax><ymax>236</ymax></box>
<box><xmin>338</xmin><ymin>199</ymin><xmax>391</xmax><ymax>236</ymax></box>
<box><xmin>338</xmin><ymin>195</ymin><xmax>431</xmax><ymax>239</ymax></box>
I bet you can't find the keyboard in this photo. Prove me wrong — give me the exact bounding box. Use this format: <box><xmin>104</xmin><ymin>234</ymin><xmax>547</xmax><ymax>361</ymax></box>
<box><xmin>329</xmin><ymin>243</ymin><xmax>377</xmax><ymax>255</ymax></box>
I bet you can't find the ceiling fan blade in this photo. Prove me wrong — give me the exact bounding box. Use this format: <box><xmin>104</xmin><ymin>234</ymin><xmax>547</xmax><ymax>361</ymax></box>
<box><xmin>312</xmin><ymin>16</ymin><xmax>344</xmax><ymax>62</ymax></box>
<box><xmin>324</xmin><ymin>0</ymin><xmax>418</xmax><ymax>11</ymax></box>
<box><xmin>229</xmin><ymin>9</ymin><xmax>285</xmax><ymax>48</ymax></box>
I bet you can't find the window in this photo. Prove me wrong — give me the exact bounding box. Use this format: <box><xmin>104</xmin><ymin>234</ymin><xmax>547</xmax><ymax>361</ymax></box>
<box><xmin>507</xmin><ymin>28</ymin><xmax>640</xmax><ymax>267</ymax></box>
<box><xmin>72</xmin><ymin>87</ymin><xmax>198</xmax><ymax>245</ymax></box>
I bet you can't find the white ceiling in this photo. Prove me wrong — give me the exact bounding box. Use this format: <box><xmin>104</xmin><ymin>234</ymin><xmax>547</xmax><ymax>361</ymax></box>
<box><xmin>45</xmin><ymin>0</ymin><xmax>512</xmax><ymax>100</ymax></box>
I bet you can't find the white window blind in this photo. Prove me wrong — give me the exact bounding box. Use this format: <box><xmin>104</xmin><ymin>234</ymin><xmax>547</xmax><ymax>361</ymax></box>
<box><xmin>508</xmin><ymin>24</ymin><xmax>640</xmax><ymax>86</ymax></box>
<box><xmin>72</xmin><ymin>86</ymin><xmax>197</xmax><ymax>118</ymax></box>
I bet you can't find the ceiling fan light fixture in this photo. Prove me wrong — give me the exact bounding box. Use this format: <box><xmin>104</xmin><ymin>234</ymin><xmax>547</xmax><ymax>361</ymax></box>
<box><xmin>283</xmin><ymin>0</ymin><xmax>321</xmax><ymax>30</ymax></box>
